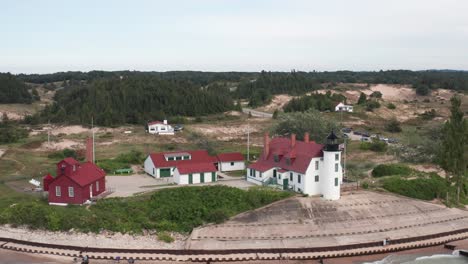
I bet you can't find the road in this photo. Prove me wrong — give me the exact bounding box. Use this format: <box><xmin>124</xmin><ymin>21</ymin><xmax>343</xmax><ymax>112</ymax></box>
<box><xmin>242</xmin><ymin>108</ymin><xmax>273</xmax><ymax>118</ymax></box>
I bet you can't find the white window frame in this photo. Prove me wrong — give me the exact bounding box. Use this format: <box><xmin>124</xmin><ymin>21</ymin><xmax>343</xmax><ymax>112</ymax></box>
<box><xmin>68</xmin><ymin>187</ymin><xmax>74</xmax><ymax>198</ymax></box>
<box><xmin>55</xmin><ymin>186</ymin><xmax>61</xmax><ymax>197</ymax></box>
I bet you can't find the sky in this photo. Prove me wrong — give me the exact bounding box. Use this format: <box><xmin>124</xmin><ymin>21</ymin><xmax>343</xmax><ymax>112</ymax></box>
<box><xmin>1</xmin><ymin>0</ymin><xmax>468</xmax><ymax>73</ymax></box>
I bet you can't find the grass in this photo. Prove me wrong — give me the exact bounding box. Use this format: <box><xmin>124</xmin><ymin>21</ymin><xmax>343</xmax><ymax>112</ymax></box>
<box><xmin>224</xmin><ymin>170</ymin><xmax>247</xmax><ymax>177</ymax></box>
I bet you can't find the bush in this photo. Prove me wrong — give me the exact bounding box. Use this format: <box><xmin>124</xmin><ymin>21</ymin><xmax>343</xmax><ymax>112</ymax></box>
<box><xmin>372</xmin><ymin>164</ymin><xmax>412</xmax><ymax>177</ymax></box>
<box><xmin>385</xmin><ymin>119</ymin><xmax>402</xmax><ymax>133</ymax></box>
<box><xmin>365</xmin><ymin>100</ymin><xmax>381</xmax><ymax>111</ymax></box>
<box><xmin>387</xmin><ymin>103</ymin><xmax>396</xmax><ymax>109</ymax></box>
<box><xmin>420</xmin><ymin>109</ymin><xmax>436</xmax><ymax>120</ymax></box>
<box><xmin>415</xmin><ymin>85</ymin><xmax>430</xmax><ymax>96</ymax></box>
<box><xmin>47</xmin><ymin>148</ymin><xmax>77</xmax><ymax>160</ymax></box>
<box><xmin>157</xmin><ymin>232</ymin><xmax>174</xmax><ymax>243</ymax></box>
<box><xmin>360</xmin><ymin>139</ymin><xmax>388</xmax><ymax>152</ymax></box>
<box><xmin>361</xmin><ymin>182</ymin><xmax>369</xmax><ymax>189</ymax></box>
<box><xmin>370</xmin><ymin>91</ymin><xmax>383</xmax><ymax>98</ymax></box>
<box><xmin>382</xmin><ymin>175</ymin><xmax>447</xmax><ymax>200</ymax></box>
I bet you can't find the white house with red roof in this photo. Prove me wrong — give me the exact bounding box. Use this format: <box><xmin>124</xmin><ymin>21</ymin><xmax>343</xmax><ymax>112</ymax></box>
<box><xmin>144</xmin><ymin>150</ymin><xmax>245</xmax><ymax>184</ymax></box>
<box><xmin>247</xmin><ymin>132</ymin><xmax>343</xmax><ymax>200</ymax></box>
<box><xmin>147</xmin><ymin>120</ymin><xmax>174</xmax><ymax>135</ymax></box>
<box><xmin>335</xmin><ymin>102</ymin><xmax>353</xmax><ymax>112</ymax></box>
<box><xmin>44</xmin><ymin>157</ymin><xmax>107</xmax><ymax>205</ymax></box>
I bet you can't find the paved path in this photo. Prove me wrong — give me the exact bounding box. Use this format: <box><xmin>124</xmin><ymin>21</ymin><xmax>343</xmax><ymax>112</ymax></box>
<box><xmin>242</xmin><ymin>108</ymin><xmax>273</xmax><ymax>118</ymax></box>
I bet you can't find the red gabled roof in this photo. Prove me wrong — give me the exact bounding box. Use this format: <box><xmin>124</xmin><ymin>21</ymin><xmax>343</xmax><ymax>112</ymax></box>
<box><xmin>177</xmin><ymin>162</ymin><xmax>217</xmax><ymax>174</ymax></box>
<box><xmin>217</xmin><ymin>152</ymin><xmax>244</xmax><ymax>162</ymax></box>
<box><xmin>148</xmin><ymin>150</ymin><xmax>217</xmax><ymax>168</ymax></box>
<box><xmin>148</xmin><ymin>121</ymin><xmax>164</xmax><ymax>125</ymax></box>
<box><xmin>248</xmin><ymin>137</ymin><xmax>324</xmax><ymax>174</ymax></box>
<box><xmin>62</xmin><ymin>157</ymin><xmax>80</xmax><ymax>166</ymax></box>
<box><xmin>43</xmin><ymin>173</ymin><xmax>54</xmax><ymax>180</ymax></box>
<box><xmin>68</xmin><ymin>162</ymin><xmax>106</xmax><ymax>187</ymax></box>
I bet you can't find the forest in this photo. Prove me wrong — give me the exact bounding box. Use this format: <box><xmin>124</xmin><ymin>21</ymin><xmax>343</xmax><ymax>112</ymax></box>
<box><xmin>0</xmin><ymin>73</ymin><xmax>34</xmax><ymax>104</ymax></box>
<box><xmin>34</xmin><ymin>75</ymin><xmax>235</xmax><ymax>126</ymax></box>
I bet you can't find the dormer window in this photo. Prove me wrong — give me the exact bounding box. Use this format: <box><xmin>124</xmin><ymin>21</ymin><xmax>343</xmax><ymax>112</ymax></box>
<box><xmin>274</xmin><ymin>155</ymin><xmax>279</xmax><ymax>162</ymax></box>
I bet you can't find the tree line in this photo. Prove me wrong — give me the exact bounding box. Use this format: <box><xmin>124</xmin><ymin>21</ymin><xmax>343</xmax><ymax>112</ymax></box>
<box><xmin>30</xmin><ymin>75</ymin><xmax>235</xmax><ymax>126</ymax></box>
<box><xmin>0</xmin><ymin>73</ymin><xmax>35</xmax><ymax>104</ymax></box>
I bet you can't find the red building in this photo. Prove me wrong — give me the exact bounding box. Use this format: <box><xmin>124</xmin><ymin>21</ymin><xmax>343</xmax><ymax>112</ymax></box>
<box><xmin>45</xmin><ymin>157</ymin><xmax>106</xmax><ymax>205</ymax></box>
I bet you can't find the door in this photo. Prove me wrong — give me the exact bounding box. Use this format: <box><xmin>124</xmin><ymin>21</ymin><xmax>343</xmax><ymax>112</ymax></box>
<box><xmin>283</xmin><ymin>179</ymin><xmax>289</xmax><ymax>190</ymax></box>
<box><xmin>211</xmin><ymin>172</ymin><xmax>216</xmax><ymax>182</ymax></box>
<box><xmin>188</xmin><ymin>174</ymin><xmax>193</xmax><ymax>184</ymax></box>
<box><xmin>273</xmin><ymin>169</ymin><xmax>277</xmax><ymax>178</ymax></box>
<box><xmin>200</xmin><ymin>172</ymin><xmax>205</xmax><ymax>183</ymax></box>
<box><xmin>160</xmin><ymin>168</ymin><xmax>171</xmax><ymax>177</ymax></box>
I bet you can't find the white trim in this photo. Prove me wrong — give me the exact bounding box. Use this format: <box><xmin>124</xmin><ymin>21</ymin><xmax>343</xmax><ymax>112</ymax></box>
<box><xmin>68</xmin><ymin>186</ymin><xmax>74</xmax><ymax>198</ymax></box>
<box><xmin>48</xmin><ymin>202</ymin><xmax>68</xmax><ymax>206</ymax></box>
<box><xmin>55</xmin><ymin>186</ymin><xmax>61</xmax><ymax>197</ymax></box>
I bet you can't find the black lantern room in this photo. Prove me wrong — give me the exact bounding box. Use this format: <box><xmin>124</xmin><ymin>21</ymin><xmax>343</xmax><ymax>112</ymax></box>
<box><xmin>325</xmin><ymin>130</ymin><xmax>339</xmax><ymax>151</ymax></box>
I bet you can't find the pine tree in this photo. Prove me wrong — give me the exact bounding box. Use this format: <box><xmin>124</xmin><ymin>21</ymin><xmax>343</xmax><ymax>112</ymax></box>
<box><xmin>357</xmin><ymin>93</ymin><xmax>367</xmax><ymax>105</ymax></box>
<box><xmin>439</xmin><ymin>96</ymin><xmax>467</xmax><ymax>203</ymax></box>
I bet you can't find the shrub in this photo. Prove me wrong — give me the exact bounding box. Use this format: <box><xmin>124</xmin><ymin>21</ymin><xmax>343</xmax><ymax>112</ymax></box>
<box><xmin>386</xmin><ymin>119</ymin><xmax>402</xmax><ymax>133</ymax></box>
<box><xmin>360</xmin><ymin>139</ymin><xmax>387</xmax><ymax>152</ymax></box>
<box><xmin>420</xmin><ymin>109</ymin><xmax>436</xmax><ymax>120</ymax></box>
<box><xmin>357</xmin><ymin>93</ymin><xmax>367</xmax><ymax>105</ymax></box>
<box><xmin>157</xmin><ymin>232</ymin><xmax>174</xmax><ymax>243</ymax></box>
<box><xmin>387</xmin><ymin>103</ymin><xmax>396</xmax><ymax>109</ymax></box>
<box><xmin>361</xmin><ymin>182</ymin><xmax>369</xmax><ymax>189</ymax></box>
<box><xmin>415</xmin><ymin>85</ymin><xmax>430</xmax><ymax>96</ymax></box>
<box><xmin>382</xmin><ymin>175</ymin><xmax>447</xmax><ymax>200</ymax></box>
<box><xmin>365</xmin><ymin>100</ymin><xmax>380</xmax><ymax>111</ymax></box>
<box><xmin>370</xmin><ymin>91</ymin><xmax>383</xmax><ymax>98</ymax></box>
<box><xmin>372</xmin><ymin>164</ymin><xmax>412</xmax><ymax>177</ymax></box>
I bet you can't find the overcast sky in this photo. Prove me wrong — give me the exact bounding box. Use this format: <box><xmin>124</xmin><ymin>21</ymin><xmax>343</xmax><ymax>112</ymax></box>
<box><xmin>1</xmin><ymin>0</ymin><xmax>468</xmax><ymax>73</ymax></box>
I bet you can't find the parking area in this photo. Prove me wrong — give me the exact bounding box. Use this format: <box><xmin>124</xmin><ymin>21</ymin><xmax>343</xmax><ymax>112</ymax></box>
<box><xmin>106</xmin><ymin>173</ymin><xmax>255</xmax><ymax>197</ymax></box>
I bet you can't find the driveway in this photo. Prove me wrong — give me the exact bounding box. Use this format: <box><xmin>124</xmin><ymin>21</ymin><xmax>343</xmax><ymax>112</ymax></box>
<box><xmin>242</xmin><ymin>108</ymin><xmax>273</xmax><ymax>118</ymax></box>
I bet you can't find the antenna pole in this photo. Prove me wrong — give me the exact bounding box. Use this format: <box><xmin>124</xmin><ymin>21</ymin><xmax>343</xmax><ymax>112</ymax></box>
<box><xmin>47</xmin><ymin>120</ymin><xmax>50</xmax><ymax>146</ymax></box>
<box><xmin>92</xmin><ymin>117</ymin><xmax>95</xmax><ymax>163</ymax></box>
<box><xmin>247</xmin><ymin>123</ymin><xmax>250</xmax><ymax>162</ymax></box>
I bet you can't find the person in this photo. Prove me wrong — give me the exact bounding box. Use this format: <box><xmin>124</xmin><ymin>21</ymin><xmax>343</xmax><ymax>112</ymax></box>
<box><xmin>128</xmin><ymin>257</ymin><xmax>135</xmax><ymax>263</ymax></box>
<box><xmin>319</xmin><ymin>259</ymin><xmax>324</xmax><ymax>264</ymax></box>
<box><xmin>81</xmin><ymin>255</ymin><xmax>89</xmax><ymax>264</ymax></box>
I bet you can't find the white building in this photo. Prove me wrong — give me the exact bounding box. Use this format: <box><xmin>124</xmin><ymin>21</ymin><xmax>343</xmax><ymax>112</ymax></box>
<box><xmin>335</xmin><ymin>102</ymin><xmax>353</xmax><ymax>113</ymax></box>
<box><xmin>144</xmin><ymin>150</ymin><xmax>245</xmax><ymax>184</ymax></box>
<box><xmin>247</xmin><ymin>132</ymin><xmax>343</xmax><ymax>200</ymax></box>
<box><xmin>147</xmin><ymin>120</ymin><xmax>174</xmax><ymax>135</ymax></box>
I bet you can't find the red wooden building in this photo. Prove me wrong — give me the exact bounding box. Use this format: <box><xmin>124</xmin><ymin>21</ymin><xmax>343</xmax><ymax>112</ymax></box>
<box><xmin>44</xmin><ymin>157</ymin><xmax>106</xmax><ymax>205</ymax></box>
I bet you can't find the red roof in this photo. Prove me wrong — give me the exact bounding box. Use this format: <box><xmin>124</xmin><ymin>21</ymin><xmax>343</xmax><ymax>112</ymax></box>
<box><xmin>177</xmin><ymin>162</ymin><xmax>217</xmax><ymax>174</ymax></box>
<box><xmin>148</xmin><ymin>121</ymin><xmax>164</xmax><ymax>125</ymax></box>
<box><xmin>55</xmin><ymin>158</ymin><xmax>106</xmax><ymax>187</ymax></box>
<box><xmin>43</xmin><ymin>173</ymin><xmax>54</xmax><ymax>180</ymax></box>
<box><xmin>68</xmin><ymin>162</ymin><xmax>106</xmax><ymax>186</ymax></box>
<box><xmin>249</xmin><ymin>137</ymin><xmax>324</xmax><ymax>174</ymax></box>
<box><xmin>149</xmin><ymin>150</ymin><xmax>217</xmax><ymax>168</ymax></box>
<box><xmin>217</xmin><ymin>152</ymin><xmax>244</xmax><ymax>162</ymax></box>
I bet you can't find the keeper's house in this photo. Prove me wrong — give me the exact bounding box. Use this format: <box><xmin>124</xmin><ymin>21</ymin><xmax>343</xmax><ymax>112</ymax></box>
<box><xmin>247</xmin><ymin>132</ymin><xmax>343</xmax><ymax>200</ymax></box>
<box><xmin>144</xmin><ymin>150</ymin><xmax>245</xmax><ymax>184</ymax></box>
<box><xmin>43</xmin><ymin>157</ymin><xmax>106</xmax><ymax>205</ymax></box>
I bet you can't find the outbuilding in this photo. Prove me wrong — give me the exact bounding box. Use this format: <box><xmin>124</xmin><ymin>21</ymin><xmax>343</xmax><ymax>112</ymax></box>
<box><xmin>45</xmin><ymin>157</ymin><xmax>106</xmax><ymax>205</ymax></box>
<box><xmin>216</xmin><ymin>152</ymin><xmax>246</xmax><ymax>172</ymax></box>
<box><xmin>147</xmin><ymin>120</ymin><xmax>174</xmax><ymax>135</ymax></box>
<box><xmin>174</xmin><ymin>162</ymin><xmax>217</xmax><ymax>185</ymax></box>
<box><xmin>335</xmin><ymin>102</ymin><xmax>353</xmax><ymax>112</ymax></box>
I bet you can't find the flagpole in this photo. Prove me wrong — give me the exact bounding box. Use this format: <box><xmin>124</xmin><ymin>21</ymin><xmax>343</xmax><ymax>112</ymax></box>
<box><xmin>92</xmin><ymin>117</ymin><xmax>95</xmax><ymax>163</ymax></box>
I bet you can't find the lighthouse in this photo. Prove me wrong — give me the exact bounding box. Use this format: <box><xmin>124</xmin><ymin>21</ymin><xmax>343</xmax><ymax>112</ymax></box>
<box><xmin>321</xmin><ymin>131</ymin><xmax>342</xmax><ymax>200</ymax></box>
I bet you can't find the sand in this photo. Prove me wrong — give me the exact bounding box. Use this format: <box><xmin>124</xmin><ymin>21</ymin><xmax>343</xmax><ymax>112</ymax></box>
<box><xmin>0</xmin><ymin>225</ymin><xmax>185</xmax><ymax>250</ymax></box>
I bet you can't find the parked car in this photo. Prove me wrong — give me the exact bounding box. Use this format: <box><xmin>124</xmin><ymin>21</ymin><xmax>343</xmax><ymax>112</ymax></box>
<box><xmin>361</xmin><ymin>131</ymin><xmax>370</xmax><ymax>137</ymax></box>
<box><xmin>343</xmin><ymin>133</ymin><xmax>349</xmax><ymax>139</ymax></box>
<box><xmin>173</xmin><ymin>124</ymin><xmax>184</xmax><ymax>132</ymax></box>
<box><xmin>342</xmin><ymin>127</ymin><xmax>352</xmax><ymax>133</ymax></box>
<box><xmin>360</xmin><ymin>137</ymin><xmax>371</xmax><ymax>142</ymax></box>
<box><xmin>388</xmin><ymin>138</ymin><xmax>398</xmax><ymax>144</ymax></box>
<box><xmin>353</xmin><ymin>131</ymin><xmax>362</xmax><ymax>135</ymax></box>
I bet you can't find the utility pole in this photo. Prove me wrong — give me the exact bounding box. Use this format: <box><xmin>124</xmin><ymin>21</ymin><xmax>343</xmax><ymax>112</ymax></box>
<box><xmin>47</xmin><ymin>120</ymin><xmax>50</xmax><ymax>146</ymax></box>
<box><xmin>92</xmin><ymin>117</ymin><xmax>95</xmax><ymax>163</ymax></box>
<box><xmin>247</xmin><ymin>123</ymin><xmax>250</xmax><ymax>162</ymax></box>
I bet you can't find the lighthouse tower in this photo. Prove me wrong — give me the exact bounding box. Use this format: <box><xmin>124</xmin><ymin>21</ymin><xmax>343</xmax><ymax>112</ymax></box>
<box><xmin>321</xmin><ymin>131</ymin><xmax>342</xmax><ymax>200</ymax></box>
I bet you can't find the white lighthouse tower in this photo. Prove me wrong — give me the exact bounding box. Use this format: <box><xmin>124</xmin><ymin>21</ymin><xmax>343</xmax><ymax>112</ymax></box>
<box><xmin>320</xmin><ymin>131</ymin><xmax>342</xmax><ymax>200</ymax></box>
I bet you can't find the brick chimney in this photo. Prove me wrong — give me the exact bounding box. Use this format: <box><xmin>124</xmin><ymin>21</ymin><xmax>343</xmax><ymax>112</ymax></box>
<box><xmin>263</xmin><ymin>132</ymin><xmax>270</xmax><ymax>159</ymax></box>
<box><xmin>304</xmin><ymin>132</ymin><xmax>310</xmax><ymax>143</ymax></box>
<box><xmin>291</xmin><ymin>133</ymin><xmax>296</xmax><ymax>148</ymax></box>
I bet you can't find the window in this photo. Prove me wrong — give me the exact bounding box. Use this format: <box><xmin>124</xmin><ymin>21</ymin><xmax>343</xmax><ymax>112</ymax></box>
<box><xmin>68</xmin><ymin>187</ymin><xmax>74</xmax><ymax>197</ymax></box>
<box><xmin>278</xmin><ymin>174</ymin><xmax>281</xmax><ymax>180</ymax></box>
<box><xmin>315</xmin><ymin>175</ymin><xmax>319</xmax><ymax>182</ymax></box>
<box><xmin>274</xmin><ymin>155</ymin><xmax>279</xmax><ymax>162</ymax></box>
<box><xmin>298</xmin><ymin>174</ymin><xmax>301</xmax><ymax>183</ymax></box>
<box><xmin>260</xmin><ymin>172</ymin><xmax>263</xmax><ymax>178</ymax></box>
<box><xmin>183</xmin><ymin>156</ymin><xmax>190</xmax><ymax>160</ymax></box>
<box><xmin>315</xmin><ymin>161</ymin><xmax>319</xmax><ymax>170</ymax></box>
<box><xmin>55</xmin><ymin>186</ymin><xmax>61</xmax><ymax>197</ymax></box>
<box><xmin>290</xmin><ymin>172</ymin><xmax>293</xmax><ymax>181</ymax></box>
<box><xmin>96</xmin><ymin>181</ymin><xmax>99</xmax><ymax>191</ymax></box>
<box><xmin>250</xmin><ymin>169</ymin><xmax>254</xmax><ymax>177</ymax></box>
<box><xmin>335</xmin><ymin>154</ymin><xmax>339</xmax><ymax>161</ymax></box>
<box><xmin>168</xmin><ymin>157</ymin><xmax>174</xmax><ymax>161</ymax></box>
<box><xmin>175</xmin><ymin>156</ymin><xmax>182</xmax><ymax>161</ymax></box>
<box><xmin>231</xmin><ymin>162</ymin><xmax>234</xmax><ymax>166</ymax></box>
<box><xmin>335</xmin><ymin>163</ymin><xmax>339</xmax><ymax>172</ymax></box>
<box><xmin>335</xmin><ymin>178</ymin><xmax>339</xmax><ymax>186</ymax></box>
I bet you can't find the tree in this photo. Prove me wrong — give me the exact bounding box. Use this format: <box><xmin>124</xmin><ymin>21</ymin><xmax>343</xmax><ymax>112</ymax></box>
<box><xmin>415</xmin><ymin>84</ymin><xmax>430</xmax><ymax>96</ymax></box>
<box><xmin>272</xmin><ymin>109</ymin><xmax>279</xmax><ymax>119</ymax></box>
<box><xmin>272</xmin><ymin>109</ymin><xmax>340</xmax><ymax>143</ymax></box>
<box><xmin>386</xmin><ymin>119</ymin><xmax>402</xmax><ymax>133</ymax></box>
<box><xmin>370</xmin><ymin>91</ymin><xmax>383</xmax><ymax>99</ymax></box>
<box><xmin>357</xmin><ymin>93</ymin><xmax>367</xmax><ymax>105</ymax></box>
<box><xmin>439</xmin><ymin>96</ymin><xmax>467</xmax><ymax>203</ymax></box>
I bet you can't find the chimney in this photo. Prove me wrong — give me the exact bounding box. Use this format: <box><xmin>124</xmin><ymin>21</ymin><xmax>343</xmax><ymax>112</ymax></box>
<box><xmin>163</xmin><ymin>119</ymin><xmax>168</xmax><ymax>125</ymax></box>
<box><xmin>86</xmin><ymin>137</ymin><xmax>93</xmax><ymax>163</ymax></box>
<box><xmin>291</xmin><ymin>133</ymin><xmax>296</xmax><ymax>148</ymax></box>
<box><xmin>263</xmin><ymin>132</ymin><xmax>270</xmax><ymax>159</ymax></box>
<box><xmin>304</xmin><ymin>132</ymin><xmax>310</xmax><ymax>143</ymax></box>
